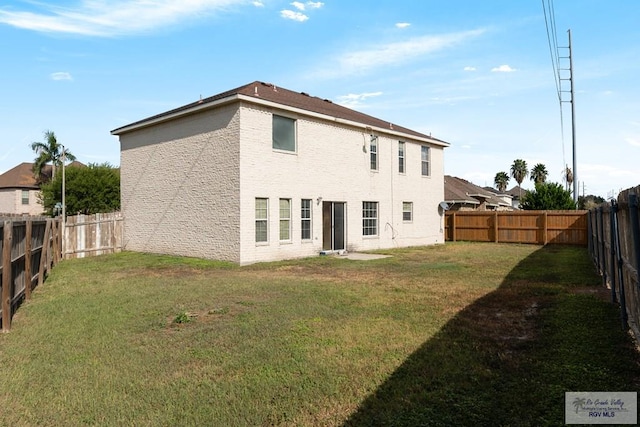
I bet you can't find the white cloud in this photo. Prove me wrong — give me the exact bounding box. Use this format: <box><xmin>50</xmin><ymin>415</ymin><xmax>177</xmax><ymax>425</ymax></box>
<box><xmin>464</xmin><ymin>66</ymin><xmax>476</xmax><ymax>71</ymax></box>
<box><xmin>396</xmin><ymin>22</ymin><xmax>411</xmax><ymax>29</ymax></box>
<box><xmin>307</xmin><ymin>2</ymin><xmax>324</xmax><ymax>8</ymax></box>
<box><xmin>252</xmin><ymin>1</ymin><xmax>264</xmax><ymax>6</ymax></box>
<box><xmin>625</xmin><ymin>137</ymin><xmax>640</xmax><ymax>147</ymax></box>
<box><xmin>291</xmin><ymin>1</ymin><xmax>306</xmax><ymax>10</ymax></box>
<box><xmin>491</xmin><ymin>64</ymin><xmax>516</xmax><ymax>72</ymax></box>
<box><xmin>51</xmin><ymin>72</ymin><xmax>73</xmax><ymax>81</ymax></box>
<box><xmin>281</xmin><ymin>10</ymin><xmax>308</xmax><ymax>22</ymax></box>
<box><xmin>317</xmin><ymin>29</ymin><xmax>485</xmax><ymax>78</ymax></box>
<box><xmin>336</xmin><ymin>91</ymin><xmax>383</xmax><ymax>107</ymax></box>
<box><xmin>0</xmin><ymin>0</ymin><xmax>247</xmax><ymax>37</ymax></box>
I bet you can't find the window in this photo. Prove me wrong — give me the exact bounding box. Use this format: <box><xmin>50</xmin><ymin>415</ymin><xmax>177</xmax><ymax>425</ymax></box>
<box><xmin>279</xmin><ymin>198</ymin><xmax>291</xmax><ymax>241</ymax></box>
<box><xmin>21</xmin><ymin>190</ymin><xmax>29</xmax><ymax>205</ymax></box>
<box><xmin>301</xmin><ymin>199</ymin><xmax>312</xmax><ymax>240</ymax></box>
<box><xmin>255</xmin><ymin>198</ymin><xmax>268</xmax><ymax>243</ymax></box>
<box><xmin>398</xmin><ymin>141</ymin><xmax>405</xmax><ymax>174</ymax></box>
<box><xmin>370</xmin><ymin>137</ymin><xmax>378</xmax><ymax>170</ymax></box>
<box><xmin>421</xmin><ymin>146</ymin><xmax>430</xmax><ymax>176</ymax></box>
<box><xmin>362</xmin><ymin>201</ymin><xmax>378</xmax><ymax>236</ymax></box>
<box><xmin>402</xmin><ymin>202</ymin><xmax>413</xmax><ymax>222</ymax></box>
<box><xmin>273</xmin><ymin>115</ymin><xmax>296</xmax><ymax>152</ymax></box>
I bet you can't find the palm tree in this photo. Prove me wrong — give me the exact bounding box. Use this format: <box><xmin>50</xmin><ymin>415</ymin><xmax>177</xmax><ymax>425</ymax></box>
<box><xmin>530</xmin><ymin>163</ymin><xmax>548</xmax><ymax>184</ymax></box>
<box><xmin>30</xmin><ymin>130</ymin><xmax>76</xmax><ymax>180</ymax></box>
<box><xmin>494</xmin><ymin>171</ymin><xmax>510</xmax><ymax>193</ymax></box>
<box><xmin>510</xmin><ymin>159</ymin><xmax>528</xmax><ymax>198</ymax></box>
<box><xmin>563</xmin><ymin>165</ymin><xmax>574</xmax><ymax>194</ymax></box>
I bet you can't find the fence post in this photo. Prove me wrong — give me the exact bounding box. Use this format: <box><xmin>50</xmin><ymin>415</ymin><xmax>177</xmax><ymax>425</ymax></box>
<box><xmin>451</xmin><ymin>212</ymin><xmax>456</xmax><ymax>242</ymax></box>
<box><xmin>24</xmin><ymin>219</ymin><xmax>32</xmax><ymax>300</ymax></box>
<box><xmin>2</xmin><ymin>220</ymin><xmax>13</xmax><ymax>332</ymax></box>
<box><xmin>543</xmin><ymin>211</ymin><xmax>548</xmax><ymax>245</ymax></box>
<box><xmin>38</xmin><ymin>220</ymin><xmax>51</xmax><ymax>288</ymax></box>
<box><xmin>493</xmin><ymin>211</ymin><xmax>499</xmax><ymax>243</ymax></box>
<box><xmin>598</xmin><ymin>207</ymin><xmax>606</xmax><ymax>275</ymax></box>
<box><xmin>629</xmin><ymin>193</ymin><xmax>640</xmax><ymax>290</ymax></box>
<box><xmin>609</xmin><ymin>201</ymin><xmax>617</xmax><ymax>303</ymax></box>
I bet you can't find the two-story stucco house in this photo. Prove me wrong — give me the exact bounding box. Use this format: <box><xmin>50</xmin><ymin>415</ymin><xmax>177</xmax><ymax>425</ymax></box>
<box><xmin>0</xmin><ymin>162</ymin><xmax>46</xmax><ymax>216</ymax></box>
<box><xmin>111</xmin><ymin>81</ymin><xmax>449</xmax><ymax>265</ymax></box>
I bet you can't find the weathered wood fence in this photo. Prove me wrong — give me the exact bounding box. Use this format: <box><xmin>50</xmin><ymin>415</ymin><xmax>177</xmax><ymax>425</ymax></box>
<box><xmin>0</xmin><ymin>217</ymin><xmax>61</xmax><ymax>332</ymax></box>
<box><xmin>0</xmin><ymin>212</ymin><xmax>123</xmax><ymax>331</ymax></box>
<box><xmin>64</xmin><ymin>212</ymin><xmax>123</xmax><ymax>259</ymax></box>
<box><xmin>588</xmin><ymin>185</ymin><xmax>640</xmax><ymax>340</ymax></box>
<box><xmin>444</xmin><ymin>210</ymin><xmax>588</xmax><ymax>245</ymax></box>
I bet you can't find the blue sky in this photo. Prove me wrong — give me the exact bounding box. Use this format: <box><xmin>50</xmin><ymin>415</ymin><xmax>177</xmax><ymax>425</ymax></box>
<box><xmin>1</xmin><ymin>0</ymin><xmax>638</xmax><ymax>198</ymax></box>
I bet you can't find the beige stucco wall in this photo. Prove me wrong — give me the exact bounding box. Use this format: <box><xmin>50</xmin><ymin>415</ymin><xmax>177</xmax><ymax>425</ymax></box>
<box><xmin>0</xmin><ymin>188</ymin><xmax>44</xmax><ymax>216</ymax></box>
<box><xmin>118</xmin><ymin>104</ymin><xmax>241</xmax><ymax>262</ymax></box>
<box><xmin>237</xmin><ymin>103</ymin><xmax>446</xmax><ymax>265</ymax></box>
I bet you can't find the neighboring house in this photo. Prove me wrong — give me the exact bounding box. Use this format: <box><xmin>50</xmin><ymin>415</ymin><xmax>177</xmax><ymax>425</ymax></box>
<box><xmin>483</xmin><ymin>186</ymin><xmax>514</xmax><ymax>208</ymax></box>
<box><xmin>0</xmin><ymin>162</ymin><xmax>47</xmax><ymax>215</ymax></box>
<box><xmin>111</xmin><ymin>81</ymin><xmax>450</xmax><ymax>265</ymax></box>
<box><xmin>506</xmin><ymin>185</ymin><xmax>527</xmax><ymax>209</ymax></box>
<box><xmin>444</xmin><ymin>176</ymin><xmax>512</xmax><ymax>211</ymax></box>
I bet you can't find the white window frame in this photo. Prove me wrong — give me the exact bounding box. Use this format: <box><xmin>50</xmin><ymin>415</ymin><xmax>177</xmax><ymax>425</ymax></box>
<box><xmin>21</xmin><ymin>189</ymin><xmax>29</xmax><ymax>205</ymax></box>
<box><xmin>421</xmin><ymin>145</ymin><xmax>430</xmax><ymax>176</ymax></box>
<box><xmin>255</xmin><ymin>198</ymin><xmax>269</xmax><ymax>243</ymax></box>
<box><xmin>272</xmin><ymin>114</ymin><xmax>297</xmax><ymax>152</ymax></box>
<box><xmin>370</xmin><ymin>137</ymin><xmax>378</xmax><ymax>171</ymax></box>
<box><xmin>301</xmin><ymin>199</ymin><xmax>312</xmax><ymax>240</ymax></box>
<box><xmin>402</xmin><ymin>202</ymin><xmax>413</xmax><ymax>222</ymax></box>
<box><xmin>279</xmin><ymin>198</ymin><xmax>291</xmax><ymax>241</ymax></box>
<box><xmin>398</xmin><ymin>141</ymin><xmax>405</xmax><ymax>174</ymax></box>
<box><xmin>362</xmin><ymin>201</ymin><xmax>378</xmax><ymax>236</ymax></box>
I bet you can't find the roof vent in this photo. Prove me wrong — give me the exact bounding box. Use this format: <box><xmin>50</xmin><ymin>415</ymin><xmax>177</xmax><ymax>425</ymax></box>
<box><xmin>389</xmin><ymin>123</ymin><xmax>394</xmax><ymax>129</ymax></box>
<box><xmin>324</xmin><ymin>99</ymin><xmax>333</xmax><ymax>103</ymax></box>
<box><xmin>301</xmin><ymin>92</ymin><xmax>310</xmax><ymax>96</ymax></box>
<box><xmin>254</xmin><ymin>86</ymin><xmax>259</xmax><ymax>97</ymax></box>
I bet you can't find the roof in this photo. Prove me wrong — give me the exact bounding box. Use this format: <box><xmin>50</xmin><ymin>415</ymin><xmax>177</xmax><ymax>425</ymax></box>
<box><xmin>111</xmin><ymin>81</ymin><xmax>449</xmax><ymax>146</ymax></box>
<box><xmin>444</xmin><ymin>176</ymin><xmax>510</xmax><ymax>208</ymax></box>
<box><xmin>0</xmin><ymin>162</ymin><xmax>84</xmax><ymax>190</ymax></box>
<box><xmin>0</xmin><ymin>162</ymin><xmax>46</xmax><ymax>189</ymax></box>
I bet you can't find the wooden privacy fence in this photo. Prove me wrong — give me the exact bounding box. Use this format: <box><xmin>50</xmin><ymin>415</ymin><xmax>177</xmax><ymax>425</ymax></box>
<box><xmin>64</xmin><ymin>212</ymin><xmax>123</xmax><ymax>259</ymax></box>
<box><xmin>588</xmin><ymin>185</ymin><xmax>640</xmax><ymax>340</ymax></box>
<box><xmin>1</xmin><ymin>217</ymin><xmax>61</xmax><ymax>332</ymax></box>
<box><xmin>444</xmin><ymin>210</ymin><xmax>588</xmax><ymax>245</ymax></box>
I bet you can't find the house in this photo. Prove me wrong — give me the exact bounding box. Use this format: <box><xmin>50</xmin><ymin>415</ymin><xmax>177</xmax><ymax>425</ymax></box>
<box><xmin>0</xmin><ymin>161</ymin><xmax>85</xmax><ymax>216</ymax></box>
<box><xmin>444</xmin><ymin>176</ymin><xmax>512</xmax><ymax>211</ymax></box>
<box><xmin>0</xmin><ymin>162</ymin><xmax>47</xmax><ymax>215</ymax></box>
<box><xmin>111</xmin><ymin>81</ymin><xmax>450</xmax><ymax>265</ymax></box>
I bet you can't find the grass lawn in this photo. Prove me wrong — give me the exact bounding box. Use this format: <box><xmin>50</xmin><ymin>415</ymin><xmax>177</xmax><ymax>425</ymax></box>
<box><xmin>0</xmin><ymin>243</ymin><xmax>638</xmax><ymax>426</ymax></box>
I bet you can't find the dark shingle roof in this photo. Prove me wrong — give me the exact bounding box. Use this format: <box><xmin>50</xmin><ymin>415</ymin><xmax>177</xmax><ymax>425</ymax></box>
<box><xmin>111</xmin><ymin>81</ymin><xmax>448</xmax><ymax>145</ymax></box>
<box><xmin>444</xmin><ymin>176</ymin><xmax>510</xmax><ymax>207</ymax></box>
<box><xmin>0</xmin><ymin>162</ymin><xmax>85</xmax><ymax>189</ymax></box>
<box><xmin>0</xmin><ymin>162</ymin><xmax>44</xmax><ymax>189</ymax></box>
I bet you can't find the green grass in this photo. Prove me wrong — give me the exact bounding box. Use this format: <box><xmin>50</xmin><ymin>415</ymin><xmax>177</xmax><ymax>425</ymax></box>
<box><xmin>0</xmin><ymin>243</ymin><xmax>638</xmax><ymax>426</ymax></box>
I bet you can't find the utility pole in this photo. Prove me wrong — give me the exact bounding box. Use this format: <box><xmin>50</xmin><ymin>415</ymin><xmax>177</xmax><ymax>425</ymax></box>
<box><xmin>559</xmin><ymin>30</ymin><xmax>578</xmax><ymax>204</ymax></box>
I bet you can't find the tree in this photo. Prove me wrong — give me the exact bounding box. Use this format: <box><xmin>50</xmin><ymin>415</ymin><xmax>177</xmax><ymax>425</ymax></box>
<box><xmin>39</xmin><ymin>163</ymin><xmax>120</xmax><ymax>216</ymax></box>
<box><xmin>563</xmin><ymin>165</ymin><xmax>574</xmax><ymax>194</ymax></box>
<box><xmin>510</xmin><ymin>159</ymin><xmax>528</xmax><ymax>198</ymax></box>
<box><xmin>578</xmin><ymin>194</ymin><xmax>605</xmax><ymax>210</ymax></box>
<box><xmin>494</xmin><ymin>171</ymin><xmax>510</xmax><ymax>193</ymax></box>
<box><xmin>530</xmin><ymin>163</ymin><xmax>548</xmax><ymax>184</ymax></box>
<box><xmin>30</xmin><ymin>130</ymin><xmax>76</xmax><ymax>180</ymax></box>
<box><xmin>519</xmin><ymin>182</ymin><xmax>576</xmax><ymax>210</ymax></box>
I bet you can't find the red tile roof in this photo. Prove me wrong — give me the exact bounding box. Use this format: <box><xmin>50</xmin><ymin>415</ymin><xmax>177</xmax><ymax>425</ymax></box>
<box><xmin>112</xmin><ymin>81</ymin><xmax>448</xmax><ymax>145</ymax></box>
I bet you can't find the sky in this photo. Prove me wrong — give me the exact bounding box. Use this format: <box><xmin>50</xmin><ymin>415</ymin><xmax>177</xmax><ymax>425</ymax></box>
<box><xmin>1</xmin><ymin>0</ymin><xmax>639</xmax><ymax>199</ymax></box>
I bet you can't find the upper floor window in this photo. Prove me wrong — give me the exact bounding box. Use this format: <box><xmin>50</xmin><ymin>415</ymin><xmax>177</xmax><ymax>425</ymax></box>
<box><xmin>21</xmin><ymin>190</ymin><xmax>29</xmax><ymax>205</ymax></box>
<box><xmin>398</xmin><ymin>141</ymin><xmax>405</xmax><ymax>174</ymax></box>
<box><xmin>370</xmin><ymin>136</ymin><xmax>378</xmax><ymax>170</ymax></box>
<box><xmin>421</xmin><ymin>146</ymin><xmax>430</xmax><ymax>176</ymax></box>
<box><xmin>273</xmin><ymin>115</ymin><xmax>296</xmax><ymax>152</ymax></box>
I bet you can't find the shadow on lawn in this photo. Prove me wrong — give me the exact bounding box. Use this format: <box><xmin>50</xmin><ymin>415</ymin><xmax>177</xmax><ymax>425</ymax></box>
<box><xmin>343</xmin><ymin>245</ymin><xmax>639</xmax><ymax>427</ymax></box>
